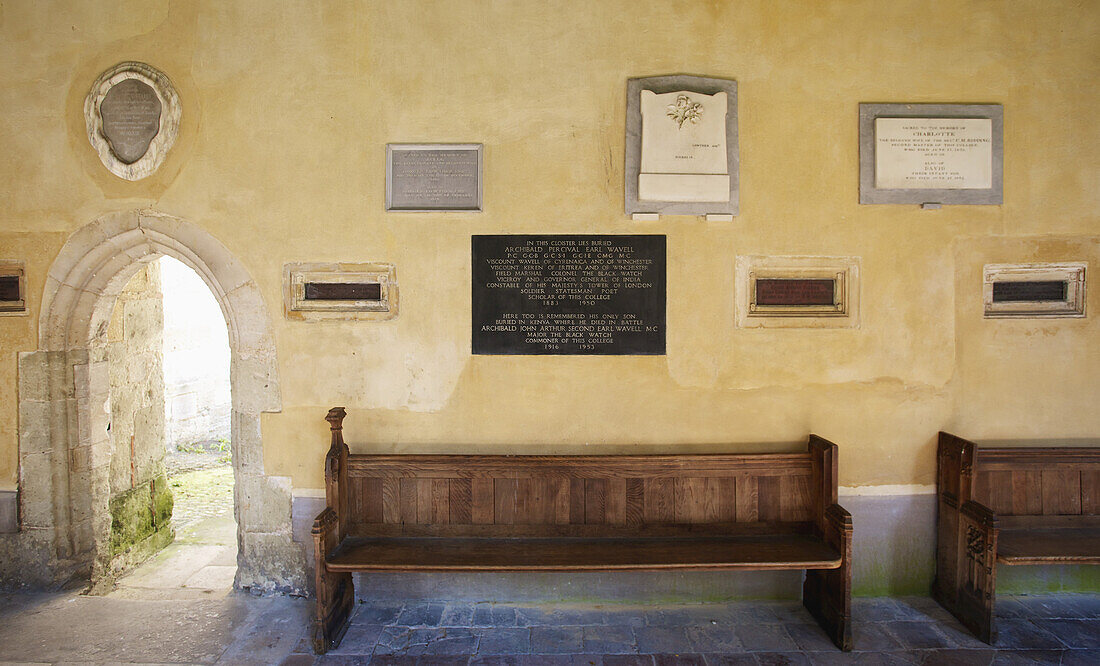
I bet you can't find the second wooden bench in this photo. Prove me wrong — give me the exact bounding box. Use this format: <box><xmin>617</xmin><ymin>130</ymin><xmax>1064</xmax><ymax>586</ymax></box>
<box><xmin>933</xmin><ymin>431</ymin><xmax>1100</xmax><ymax>643</ymax></box>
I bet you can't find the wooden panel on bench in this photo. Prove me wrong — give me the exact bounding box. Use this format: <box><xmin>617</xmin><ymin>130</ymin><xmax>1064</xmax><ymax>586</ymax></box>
<box><xmin>343</xmin><ymin>453</ymin><xmax>816</xmax><ymax>533</ymax></box>
<box><xmin>327</xmin><ymin>534</ymin><xmax>843</xmax><ymax>572</ymax></box>
<box><xmin>973</xmin><ymin>448</ymin><xmax>1100</xmax><ymax>516</ymax></box>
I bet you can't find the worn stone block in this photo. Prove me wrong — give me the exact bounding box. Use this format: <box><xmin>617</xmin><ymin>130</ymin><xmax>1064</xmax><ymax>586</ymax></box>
<box><xmin>236</xmin><ymin>473</ymin><xmax>293</xmax><ymax>534</ymax></box>
<box><xmin>230</xmin><ymin>354</ymin><xmax>281</xmax><ymax>414</ymax></box>
<box><xmin>18</xmin><ymin>453</ymin><xmax>53</xmax><ymax>525</ymax></box>
<box><xmin>237</xmin><ymin>530</ymin><xmax>306</xmax><ymax>594</ymax></box>
<box><xmin>18</xmin><ymin>400</ymin><xmax>52</xmax><ymax>455</ymax></box>
<box><xmin>18</xmin><ymin>352</ymin><xmax>50</xmax><ymax>401</ymax></box>
<box><xmin>0</xmin><ymin>490</ymin><xmax>18</xmax><ymax>533</ymax></box>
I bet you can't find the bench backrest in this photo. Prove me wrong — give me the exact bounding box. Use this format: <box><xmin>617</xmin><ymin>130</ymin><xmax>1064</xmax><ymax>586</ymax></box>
<box><xmin>938</xmin><ymin>432</ymin><xmax>1100</xmax><ymax>518</ymax></box>
<box><xmin>323</xmin><ymin>408</ymin><xmax>839</xmax><ymax>538</ymax></box>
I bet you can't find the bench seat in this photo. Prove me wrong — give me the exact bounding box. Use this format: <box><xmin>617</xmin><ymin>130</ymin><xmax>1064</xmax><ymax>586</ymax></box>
<box><xmin>998</xmin><ymin>528</ymin><xmax>1100</xmax><ymax>565</ymax></box>
<box><xmin>327</xmin><ymin>533</ymin><xmax>843</xmax><ymax>572</ymax></box>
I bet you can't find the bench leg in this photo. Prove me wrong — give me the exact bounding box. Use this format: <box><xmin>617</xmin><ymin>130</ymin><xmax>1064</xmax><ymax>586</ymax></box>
<box><xmin>934</xmin><ymin>500</ymin><xmax>998</xmax><ymax>644</ymax></box>
<box><xmin>803</xmin><ymin>504</ymin><xmax>852</xmax><ymax>651</ymax></box>
<box><xmin>312</xmin><ymin>567</ymin><xmax>354</xmax><ymax>654</ymax></box>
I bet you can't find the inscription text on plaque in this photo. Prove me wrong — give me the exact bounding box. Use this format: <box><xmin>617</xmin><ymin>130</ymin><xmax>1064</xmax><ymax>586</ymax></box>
<box><xmin>387</xmin><ymin>144</ymin><xmax>482</xmax><ymax>211</ymax></box>
<box><xmin>875</xmin><ymin>117</ymin><xmax>992</xmax><ymax>189</ymax></box>
<box><xmin>99</xmin><ymin>78</ymin><xmax>162</xmax><ymax>164</ymax></box>
<box><xmin>473</xmin><ymin>235</ymin><xmax>665</xmax><ymax>355</ymax></box>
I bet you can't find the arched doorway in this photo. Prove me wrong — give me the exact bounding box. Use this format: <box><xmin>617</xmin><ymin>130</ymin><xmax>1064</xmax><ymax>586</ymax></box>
<box><xmin>16</xmin><ymin>209</ymin><xmax>303</xmax><ymax>593</ymax></box>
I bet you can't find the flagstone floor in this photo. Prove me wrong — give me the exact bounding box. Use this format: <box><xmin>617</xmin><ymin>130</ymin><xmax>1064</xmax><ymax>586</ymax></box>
<box><xmin>2</xmin><ymin>589</ymin><xmax>1097</xmax><ymax>665</ymax></box>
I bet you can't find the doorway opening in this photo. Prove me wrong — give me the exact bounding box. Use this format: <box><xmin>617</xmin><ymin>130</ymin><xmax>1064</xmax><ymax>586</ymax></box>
<box><xmin>96</xmin><ymin>256</ymin><xmax>235</xmax><ymax>597</ymax></box>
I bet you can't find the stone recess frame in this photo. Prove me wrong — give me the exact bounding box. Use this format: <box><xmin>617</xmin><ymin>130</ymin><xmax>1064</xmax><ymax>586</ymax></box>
<box><xmin>859</xmin><ymin>103</ymin><xmax>1003</xmax><ymax>206</ymax></box>
<box><xmin>385</xmin><ymin>143</ymin><xmax>483</xmax><ymax>212</ymax></box>
<box><xmin>626</xmin><ymin>74</ymin><xmax>739</xmax><ymax>218</ymax></box>
<box><xmin>0</xmin><ymin>262</ymin><xmax>26</xmax><ymax>315</ymax></box>
<box><xmin>983</xmin><ymin>262</ymin><xmax>1087</xmax><ymax>319</ymax></box>
<box><xmin>84</xmin><ymin>61</ymin><xmax>181</xmax><ymax>181</ymax></box>
<box><xmin>735</xmin><ymin>256</ymin><xmax>861</xmax><ymax>329</ymax></box>
<box><xmin>283</xmin><ymin>263</ymin><xmax>398</xmax><ymax>321</ymax></box>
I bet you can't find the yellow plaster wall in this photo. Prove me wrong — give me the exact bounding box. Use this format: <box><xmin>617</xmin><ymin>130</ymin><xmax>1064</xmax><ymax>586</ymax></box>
<box><xmin>1</xmin><ymin>1</ymin><xmax>1097</xmax><ymax>493</ymax></box>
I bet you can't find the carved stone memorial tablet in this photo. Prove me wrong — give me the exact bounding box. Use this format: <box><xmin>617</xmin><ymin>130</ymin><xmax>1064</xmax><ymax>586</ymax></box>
<box><xmin>473</xmin><ymin>235</ymin><xmax>666</xmax><ymax>355</ymax></box>
<box><xmin>625</xmin><ymin>75</ymin><xmax>739</xmax><ymax>218</ymax></box>
<box><xmin>85</xmin><ymin>62</ymin><xmax>181</xmax><ymax>181</ymax></box>
<box><xmin>860</xmin><ymin>103</ymin><xmax>1002</xmax><ymax>205</ymax></box>
<box><xmin>639</xmin><ymin>90</ymin><xmax>729</xmax><ymax>202</ymax></box>
<box><xmin>386</xmin><ymin>144</ymin><xmax>482</xmax><ymax>212</ymax></box>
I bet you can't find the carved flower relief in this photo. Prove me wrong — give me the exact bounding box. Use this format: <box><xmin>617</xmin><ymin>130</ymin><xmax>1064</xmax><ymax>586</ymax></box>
<box><xmin>666</xmin><ymin>94</ymin><xmax>703</xmax><ymax>129</ymax></box>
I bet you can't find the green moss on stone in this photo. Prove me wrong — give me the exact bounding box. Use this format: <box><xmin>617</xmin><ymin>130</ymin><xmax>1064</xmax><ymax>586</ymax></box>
<box><xmin>109</xmin><ymin>473</ymin><xmax>174</xmax><ymax>557</ymax></box>
<box><xmin>996</xmin><ymin>565</ymin><xmax>1100</xmax><ymax>594</ymax></box>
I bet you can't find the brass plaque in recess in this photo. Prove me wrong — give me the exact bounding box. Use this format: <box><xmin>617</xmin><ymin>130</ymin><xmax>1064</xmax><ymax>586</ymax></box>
<box><xmin>755</xmin><ymin>279</ymin><xmax>835</xmax><ymax>306</ymax></box>
<box><xmin>991</xmin><ymin>281</ymin><xmax>1067</xmax><ymax>303</ymax></box>
<box><xmin>99</xmin><ymin>78</ymin><xmax>161</xmax><ymax>164</ymax></box>
<box><xmin>304</xmin><ymin>282</ymin><xmax>382</xmax><ymax>301</ymax></box>
<box><xmin>0</xmin><ymin>275</ymin><xmax>18</xmax><ymax>303</ymax></box>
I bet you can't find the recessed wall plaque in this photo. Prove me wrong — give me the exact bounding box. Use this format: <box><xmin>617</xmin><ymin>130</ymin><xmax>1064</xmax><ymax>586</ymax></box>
<box><xmin>284</xmin><ymin>263</ymin><xmax>398</xmax><ymax>321</ymax></box>
<box><xmin>0</xmin><ymin>263</ymin><xmax>26</xmax><ymax>315</ymax></box>
<box><xmin>735</xmin><ymin>256</ymin><xmax>860</xmax><ymax>328</ymax></box>
<box><xmin>386</xmin><ymin>144</ymin><xmax>482</xmax><ymax>212</ymax></box>
<box><xmin>983</xmin><ymin>263</ymin><xmax>1086</xmax><ymax>318</ymax></box>
<box><xmin>859</xmin><ymin>103</ymin><xmax>1002</xmax><ymax>206</ymax></box>
<box><xmin>473</xmin><ymin>235</ymin><xmax>666</xmax><ymax>355</ymax></box>
<box><xmin>626</xmin><ymin>75</ymin><xmax>739</xmax><ymax>219</ymax></box>
<box><xmin>85</xmin><ymin>62</ymin><xmax>181</xmax><ymax>181</ymax></box>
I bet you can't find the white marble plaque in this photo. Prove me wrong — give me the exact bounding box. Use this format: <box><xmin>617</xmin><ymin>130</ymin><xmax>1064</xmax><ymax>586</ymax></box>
<box><xmin>874</xmin><ymin>118</ymin><xmax>992</xmax><ymax>189</ymax></box>
<box><xmin>639</xmin><ymin>90</ymin><xmax>729</xmax><ymax>202</ymax></box>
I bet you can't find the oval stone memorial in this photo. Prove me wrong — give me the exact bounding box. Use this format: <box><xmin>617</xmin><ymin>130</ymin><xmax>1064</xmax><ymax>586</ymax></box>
<box><xmin>99</xmin><ymin>78</ymin><xmax>162</xmax><ymax>165</ymax></box>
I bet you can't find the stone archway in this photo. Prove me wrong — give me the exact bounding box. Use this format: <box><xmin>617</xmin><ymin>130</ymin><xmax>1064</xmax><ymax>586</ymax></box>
<box><xmin>13</xmin><ymin>209</ymin><xmax>303</xmax><ymax>593</ymax></box>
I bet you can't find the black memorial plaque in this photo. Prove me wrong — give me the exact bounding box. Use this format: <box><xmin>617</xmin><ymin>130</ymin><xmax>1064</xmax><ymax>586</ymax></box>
<box><xmin>473</xmin><ymin>235</ymin><xmax>666</xmax><ymax>355</ymax></box>
<box><xmin>388</xmin><ymin>147</ymin><xmax>481</xmax><ymax>211</ymax></box>
<box><xmin>304</xmin><ymin>282</ymin><xmax>382</xmax><ymax>301</ymax></box>
<box><xmin>992</xmin><ymin>280</ymin><xmax>1067</xmax><ymax>303</ymax></box>
<box><xmin>755</xmin><ymin>278</ymin><xmax>835</xmax><ymax>306</ymax></box>
<box><xmin>0</xmin><ymin>275</ymin><xmax>19</xmax><ymax>303</ymax></box>
<box><xmin>100</xmin><ymin>78</ymin><xmax>162</xmax><ymax>164</ymax></box>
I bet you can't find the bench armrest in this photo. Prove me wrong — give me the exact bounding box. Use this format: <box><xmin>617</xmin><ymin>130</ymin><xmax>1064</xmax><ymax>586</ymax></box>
<box><xmin>803</xmin><ymin>503</ymin><xmax>852</xmax><ymax>650</ymax></box>
<box><xmin>313</xmin><ymin>507</ymin><xmax>342</xmax><ymax>564</ymax></box>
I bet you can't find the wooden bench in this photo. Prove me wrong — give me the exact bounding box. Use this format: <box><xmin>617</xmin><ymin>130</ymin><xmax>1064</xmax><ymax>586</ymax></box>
<box><xmin>312</xmin><ymin>407</ymin><xmax>853</xmax><ymax>653</ymax></box>
<box><xmin>932</xmin><ymin>432</ymin><xmax>1100</xmax><ymax>643</ymax></box>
